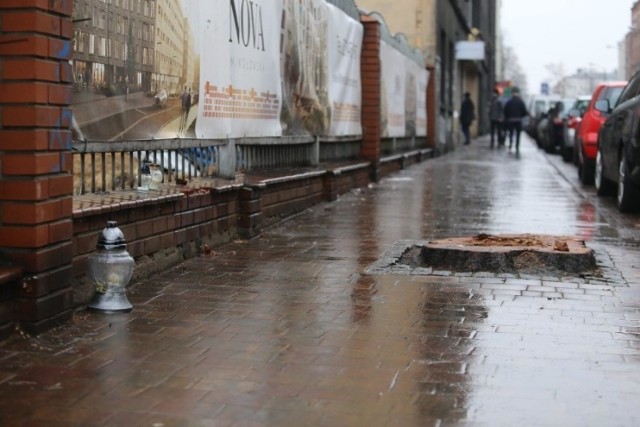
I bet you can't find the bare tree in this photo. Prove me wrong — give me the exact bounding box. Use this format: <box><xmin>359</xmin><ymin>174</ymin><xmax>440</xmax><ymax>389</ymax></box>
<box><xmin>500</xmin><ymin>44</ymin><xmax>528</xmax><ymax>93</ymax></box>
<box><xmin>545</xmin><ymin>62</ymin><xmax>567</xmax><ymax>96</ymax></box>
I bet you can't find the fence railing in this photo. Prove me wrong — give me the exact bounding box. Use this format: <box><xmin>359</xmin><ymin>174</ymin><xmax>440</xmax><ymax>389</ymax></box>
<box><xmin>72</xmin><ymin>139</ymin><xmax>223</xmax><ymax>195</ymax></box>
<box><xmin>235</xmin><ymin>136</ymin><xmax>316</xmax><ymax>172</ymax></box>
<box><xmin>72</xmin><ymin>135</ymin><xmax>366</xmax><ymax>195</ymax></box>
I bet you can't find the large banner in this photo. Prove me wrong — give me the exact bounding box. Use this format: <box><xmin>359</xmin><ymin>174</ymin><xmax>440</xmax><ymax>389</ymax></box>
<box><xmin>380</xmin><ymin>41</ymin><xmax>428</xmax><ymax>139</ymax></box>
<box><xmin>197</xmin><ymin>0</ymin><xmax>283</xmax><ymax>138</ymax></box>
<box><xmin>405</xmin><ymin>60</ymin><xmax>429</xmax><ymax>138</ymax></box>
<box><xmin>280</xmin><ymin>0</ymin><xmax>363</xmax><ymax>137</ymax></box>
<box><xmin>416</xmin><ymin>68</ymin><xmax>429</xmax><ymax>137</ymax></box>
<box><xmin>70</xmin><ymin>0</ymin><xmax>363</xmax><ymax>141</ymax></box>
<box><xmin>326</xmin><ymin>3</ymin><xmax>363</xmax><ymax>136</ymax></box>
<box><xmin>280</xmin><ymin>0</ymin><xmax>329</xmax><ymax>136</ymax></box>
<box><xmin>380</xmin><ymin>41</ymin><xmax>406</xmax><ymax>138</ymax></box>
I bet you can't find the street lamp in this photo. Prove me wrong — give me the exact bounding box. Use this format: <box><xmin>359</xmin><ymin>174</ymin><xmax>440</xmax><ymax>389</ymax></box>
<box><xmin>87</xmin><ymin>221</ymin><xmax>134</xmax><ymax>313</ymax></box>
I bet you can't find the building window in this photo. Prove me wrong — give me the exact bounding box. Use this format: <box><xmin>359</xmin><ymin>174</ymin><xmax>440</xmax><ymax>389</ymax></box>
<box><xmin>99</xmin><ymin>37</ymin><xmax>106</xmax><ymax>57</ymax></box>
<box><xmin>99</xmin><ymin>9</ymin><xmax>106</xmax><ymax>30</ymax></box>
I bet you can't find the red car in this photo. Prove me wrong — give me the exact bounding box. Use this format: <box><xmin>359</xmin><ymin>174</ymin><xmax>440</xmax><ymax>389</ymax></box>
<box><xmin>575</xmin><ymin>81</ymin><xmax>626</xmax><ymax>184</ymax></box>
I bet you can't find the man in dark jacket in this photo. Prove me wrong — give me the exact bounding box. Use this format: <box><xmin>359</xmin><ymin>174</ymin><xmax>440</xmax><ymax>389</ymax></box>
<box><xmin>489</xmin><ymin>88</ymin><xmax>504</xmax><ymax>148</ymax></box>
<box><xmin>503</xmin><ymin>88</ymin><xmax>529</xmax><ymax>152</ymax></box>
<box><xmin>459</xmin><ymin>92</ymin><xmax>475</xmax><ymax>145</ymax></box>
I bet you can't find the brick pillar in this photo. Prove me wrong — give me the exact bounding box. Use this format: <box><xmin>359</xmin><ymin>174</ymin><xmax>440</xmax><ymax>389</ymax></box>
<box><xmin>0</xmin><ymin>1</ymin><xmax>75</xmax><ymax>333</ymax></box>
<box><xmin>238</xmin><ymin>186</ymin><xmax>264</xmax><ymax>239</ymax></box>
<box><xmin>323</xmin><ymin>171</ymin><xmax>338</xmax><ymax>202</ymax></box>
<box><xmin>426</xmin><ymin>65</ymin><xmax>437</xmax><ymax>150</ymax></box>
<box><xmin>360</xmin><ymin>16</ymin><xmax>381</xmax><ymax>183</ymax></box>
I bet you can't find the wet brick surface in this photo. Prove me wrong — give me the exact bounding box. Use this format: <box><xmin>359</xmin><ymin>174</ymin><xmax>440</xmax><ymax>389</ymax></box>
<box><xmin>2</xmin><ymin>136</ymin><xmax>640</xmax><ymax>426</ymax></box>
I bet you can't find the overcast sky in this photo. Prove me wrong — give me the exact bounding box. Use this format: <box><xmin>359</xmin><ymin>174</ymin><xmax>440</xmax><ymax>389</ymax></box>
<box><xmin>501</xmin><ymin>0</ymin><xmax>633</xmax><ymax>94</ymax></box>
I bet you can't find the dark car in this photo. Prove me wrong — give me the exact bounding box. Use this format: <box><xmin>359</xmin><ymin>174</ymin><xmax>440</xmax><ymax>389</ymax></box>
<box><xmin>575</xmin><ymin>81</ymin><xmax>626</xmax><ymax>184</ymax></box>
<box><xmin>526</xmin><ymin>95</ymin><xmax>562</xmax><ymax>146</ymax></box>
<box><xmin>561</xmin><ymin>95</ymin><xmax>591</xmax><ymax>162</ymax></box>
<box><xmin>539</xmin><ymin>98</ymin><xmax>576</xmax><ymax>155</ymax></box>
<box><xmin>594</xmin><ymin>72</ymin><xmax>640</xmax><ymax>212</ymax></box>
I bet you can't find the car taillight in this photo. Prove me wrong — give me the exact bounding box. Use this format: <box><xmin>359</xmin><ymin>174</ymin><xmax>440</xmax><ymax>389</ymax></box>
<box><xmin>586</xmin><ymin>132</ymin><xmax>599</xmax><ymax>144</ymax></box>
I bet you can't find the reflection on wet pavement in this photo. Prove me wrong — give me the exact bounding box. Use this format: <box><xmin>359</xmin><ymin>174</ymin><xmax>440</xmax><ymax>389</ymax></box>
<box><xmin>1</xmin><ymin>136</ymin><xmax>640</xmax><ymax>426</ymax></box>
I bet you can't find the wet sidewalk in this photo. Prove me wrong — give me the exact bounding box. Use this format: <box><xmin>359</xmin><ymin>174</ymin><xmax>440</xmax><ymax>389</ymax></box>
<box><xmin>2</xmin><ymin>135</ymin><xmax>640</xmax><ymax>426</ymax></box>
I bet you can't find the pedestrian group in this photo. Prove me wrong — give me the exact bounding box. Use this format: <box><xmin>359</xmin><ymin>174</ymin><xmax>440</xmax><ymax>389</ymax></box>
<box><xmin>461</xmin><ymin>86</ymin><xmax>529</xmax><ymax>153</ymax></box>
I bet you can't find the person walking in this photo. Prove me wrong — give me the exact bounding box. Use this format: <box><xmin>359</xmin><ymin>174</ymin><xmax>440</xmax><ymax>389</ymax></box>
<box><xmin>489</xmin><ymin>88</ymin><xmax>504</xmax><ymax>148</ymax></box>
<box><xmin>459</xmin><ymin>92</ymin><xmax>475</xmax><ymax>145</ymax></box>
<box><xmin>503</xmin><ymin>87</ymin><xmax>529</xmax><ymax>152</ymax></box>
<box><xmin>180</xmin><ymin>87</ymin><xmax>191</xmax><ymax>132</ymax></box>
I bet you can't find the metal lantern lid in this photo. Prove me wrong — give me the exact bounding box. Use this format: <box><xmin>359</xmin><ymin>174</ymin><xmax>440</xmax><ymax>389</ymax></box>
<box><xmin>97</xmin><ymin>221</ymin><xmax>127</xmax><ymax>250</ymax></box>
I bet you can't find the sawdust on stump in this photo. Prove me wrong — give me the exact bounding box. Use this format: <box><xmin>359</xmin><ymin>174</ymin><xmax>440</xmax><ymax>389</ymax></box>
<box><xmin>399</xmin><ymin>233</ymin><xmax>597</xmax><ymax>275</ymax></box>
<box><xmin>471</xmin><ymin>233</ymin><xmax>570</xmax><ymax>251</ymax></box>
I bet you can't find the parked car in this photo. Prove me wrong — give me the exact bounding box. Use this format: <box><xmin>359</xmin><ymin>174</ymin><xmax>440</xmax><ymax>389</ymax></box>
<box><xmin>154</xmin><ymin>89</ymin><xmax>168</xmax><ymax>108</ymax></box>
<box><xmin>526</xmin><ymin>95</ymin><xmax>562</xmax><ymax>145</ymax></box>
<box><xmin>594</xmin><ymin>72</ymin><xmax>640</xmax><ymax>212</ymax></box>
<box><xmin>575</xmin><ymin>81</ymin><xmax>626</xmax><ymax>184</ymax></box>
<box><xmin>539</xmin><ymin>98</ymin><xmax>576</xmax><ymax>154</ymax></box>
<box><xmin>536</xmin><ymin>114</ymin><xmax>550</xmax><ymax>149</ymax></box>
<box><xmin>561</xmin><ymin>95</ymin><xmax>591</xmax><ymax>162</ymax></box>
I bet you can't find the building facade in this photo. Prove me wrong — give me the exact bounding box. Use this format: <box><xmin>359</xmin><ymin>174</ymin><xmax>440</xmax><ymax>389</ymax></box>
<box><xmin>73</xmin><ymin>0</ymin><xmax>156</xmax><ymax>94</ymax></box>
<box><xmin>356</xmin><ymin>0</ymin><xmax>497</xmax><ymax>148</ymax></box>
<box><xmin>626</xmin><ymin>1</ymin><xmax>640</xmax><ymax>79</ymax></box>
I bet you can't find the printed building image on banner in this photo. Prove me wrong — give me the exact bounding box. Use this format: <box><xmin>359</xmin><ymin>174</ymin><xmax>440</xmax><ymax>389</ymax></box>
<box><xmin>380</xmin><ymin>41</ymin><xmax>406</xmax><ymax>138</ymax></box>
<box><xmin>70</xmin><ymin>0</ymin><xmax>283</xmax><ymax>141</ymax></box>
<box><xmin>326</xmin><ymin>3</ymin><xmax>363</xmax><ymax>137</ymax></box>
<box><xmin>71</xmin><ymin>0</ymin><xmax>200</xmax><ymax>141</ymax></box>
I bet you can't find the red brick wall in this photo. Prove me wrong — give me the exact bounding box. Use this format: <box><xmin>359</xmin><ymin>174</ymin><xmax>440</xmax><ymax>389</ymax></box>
<box><xmin>326</xmin><ymin>166</ymin><xmax>370</xmax><ymax>201</ymax></box>
<box><xmin>69</xmin><ymin>166</ymin><xmax>372</xmax><ymax>305</ymax></box>
<box><xmin>360</xmin><ymin>16</ymin><xmax>381</xmax><ymax>180</ymax></box>
<box><xmin>0</xmin><ymin>1</ymin><xmax>75</xmax><ymax>333</ymax></box>
<box><xmin>260</xmin><ymin>176</ymin><xmax>325</xmax><ymax>222</ymax></box>
<box><xmin>72</xmin><ymin>190</ymin><xmax>240</xmax><ymax>295</ymax></box>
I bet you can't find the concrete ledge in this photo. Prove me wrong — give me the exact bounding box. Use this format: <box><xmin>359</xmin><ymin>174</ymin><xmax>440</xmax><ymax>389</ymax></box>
<box><xmin>327</xmin><ymin>161</ymin><xmax>371</xmax><ymax>176</ymax></box>
<box><xmin>246</xmin><ymin>170</ymin><xmax>326</xmax><ymax>187</ymax></box>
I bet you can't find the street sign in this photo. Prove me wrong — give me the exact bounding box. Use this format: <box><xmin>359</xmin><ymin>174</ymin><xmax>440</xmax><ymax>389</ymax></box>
<box><xmin>541</xmin><ymin>82</ymin><xmax>549</xmax><ymax>95</ymax></box>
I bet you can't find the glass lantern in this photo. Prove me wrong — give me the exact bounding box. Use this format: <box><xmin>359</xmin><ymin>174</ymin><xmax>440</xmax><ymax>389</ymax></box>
<box><xmin>149</xmin><ymin>163</ymin><xmax>163</xmax><ymax>190</ymax></box>
<box><xmin>139</xmin><ymin>162</ymin><xmax>151</xmax><ymax>191</ymax></box>
<box><xmin>87</xmin><ymin>221</ymin><xmax>134</xmax><ymax>313</ymax></box>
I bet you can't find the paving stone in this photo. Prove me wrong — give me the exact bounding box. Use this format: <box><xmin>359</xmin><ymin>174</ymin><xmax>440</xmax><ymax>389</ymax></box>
<box><xmin>1</xmin><ymin>136</ymin><xmax>640</xmax><ymax>425</ymax></box>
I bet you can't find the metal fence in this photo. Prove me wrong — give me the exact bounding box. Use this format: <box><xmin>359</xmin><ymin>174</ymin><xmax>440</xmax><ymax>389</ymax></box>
<box><xmin>72</xmin><ymin>139</ymin><xmax>222</xmax><ymax>195</ymax></box>
<box><xmin>72</xmin><ymin>135</ymin><xmax>366</xmax><ymax>195</ymax></box>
